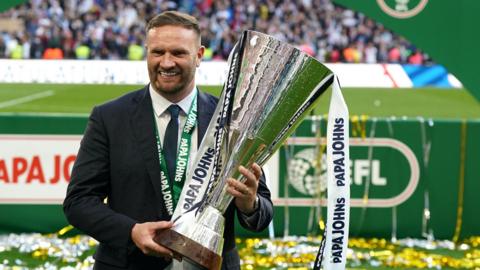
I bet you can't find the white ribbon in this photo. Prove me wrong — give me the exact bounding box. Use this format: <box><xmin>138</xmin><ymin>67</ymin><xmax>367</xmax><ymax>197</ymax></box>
<box><xmin>323</xmin><ymin>75</ymin><xmax>350</xmax><ymax>270</ymax></box>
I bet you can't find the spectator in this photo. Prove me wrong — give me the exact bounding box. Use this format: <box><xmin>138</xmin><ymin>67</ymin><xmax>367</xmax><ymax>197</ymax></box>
<box><xmin>408</xmin><ymin>50</ymin><xmax>424</xmax><ymax>65</ymax></box>
<box><xmin>21</xmin><ymin>33</ymin><xmax>31</xmax><ymax>59</ymax></box>
<box><xmin>127</xmin><ymin>38</ymin><xmax>144</xmax><ymax>60</ymax></box>
<box><xmin>0</xmin><ymin>0</ymin><xmax>432</xmax><ymax>65</ymax></box>
<box><xmin>388</xmin><ymin>46</ymin><xmax>401</xmax><ymax>63</ymax></box>
<box><xmin>75</xmin><ymin>42</ymin><xmax>90</xmax><ymax>59</ymax></box>
<box><xmin>329</xmin><ymin>46</ymin><xmax>341</xmax><ymax>62</ymax></box>
<box><xmin>42</xmin><ymin>47</ymin><xmax>63</xmax><ymax>59</ymax></box>
<box><xmin>364</xmin><ymin>42</ymin><xmax>378</xmax><ymax>64</ymax></box>
<box><xmin>0</xmin><ymin>35</ymin><xmax>6</xmax><ymax>57</ymax></box>
<box><xmin>10</xmin><ymin>37</ymin><xmax>23</xmax><ymax>59</ymax></box>
<box><xmin>343</xmin><ymin>44</ymin><xmax>361</xmax><ymax>63</ymax></box>
<box><xmin>5</xmin><ymin>34</ymin><xmax>20</xmax><ymax>58</ymax></box>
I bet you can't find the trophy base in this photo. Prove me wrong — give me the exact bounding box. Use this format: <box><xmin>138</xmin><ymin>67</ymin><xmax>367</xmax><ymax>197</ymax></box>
<box><xmin>154</xmin><ymin>229</ymin><xmax>222</xmax><ymax>270</ymax></box>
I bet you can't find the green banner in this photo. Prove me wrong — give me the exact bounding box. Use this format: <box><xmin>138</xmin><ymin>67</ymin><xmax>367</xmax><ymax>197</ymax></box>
<box><xmin>1</xmin><ymin>115</ymin><xmax>479</xmax><ymax>240</ymax></box>
<box><xmin>332</xmin><ymin>0</ymin><xmax>480</xmax><ymax>100</ymax></box>
<box><xmin>239</xmin><ymin>117</ymin><xmax>480</xmax><ymax>240</ymax></box>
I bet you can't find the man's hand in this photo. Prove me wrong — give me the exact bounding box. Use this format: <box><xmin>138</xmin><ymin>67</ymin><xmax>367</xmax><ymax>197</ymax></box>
<box><xmin>131</xmin><ymin>221</ymin><xmax>175</xmax><ymax>259</ymax></box>
<box><xmin>226</xmin><ymin>163</ymin><xmax>262</xmax><ymax>214</ymax></box>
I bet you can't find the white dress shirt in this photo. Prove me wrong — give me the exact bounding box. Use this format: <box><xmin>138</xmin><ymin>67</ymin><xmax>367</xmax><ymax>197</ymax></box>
<box><xmin>149</xmin><ymin>84</ymin><xmax>198</xmax><ymax>170</ymax></box>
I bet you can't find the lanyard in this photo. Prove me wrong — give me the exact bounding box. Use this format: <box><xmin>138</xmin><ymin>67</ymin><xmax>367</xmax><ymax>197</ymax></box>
<box><xmin>153</xmin><ymin>93</ymin><xmax>197</xmax><ymax>216</ymax></box>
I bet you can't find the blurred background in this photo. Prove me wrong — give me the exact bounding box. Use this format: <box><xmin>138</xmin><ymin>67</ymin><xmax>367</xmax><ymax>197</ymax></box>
<box><xmin>0</xmin><ymin>0</ymin><xmax>479</xmax><ymax>269</ymax></box>
<box><xmin>0</xmin><ymin>0</ymin><xmax>436</xmax><ymax>63</ymax></box>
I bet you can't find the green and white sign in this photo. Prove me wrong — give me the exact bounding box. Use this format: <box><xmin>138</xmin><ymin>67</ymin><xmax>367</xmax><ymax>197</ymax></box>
<box><xmin>261</xmin><ymin>118</ymin><xmax>480</xmax><ymax>240</ymax></box>
<box><xmin>280</xmin><ymin>136</ymin><xmax>419</xmax><ymax>208</ymax></box>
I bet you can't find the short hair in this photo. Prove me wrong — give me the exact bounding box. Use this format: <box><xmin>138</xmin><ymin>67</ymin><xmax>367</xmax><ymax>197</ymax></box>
<box><xmin>146</xmin><ymin>11</ymin><xmax>201</xmax><ymax>37</ymax></box>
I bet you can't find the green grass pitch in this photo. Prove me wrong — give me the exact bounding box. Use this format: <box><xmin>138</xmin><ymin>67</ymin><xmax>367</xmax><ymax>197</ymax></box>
<box><xmin>0</xmin><ymin>83</ymin><xmax>479</xmax><ymax>119</ymax></box>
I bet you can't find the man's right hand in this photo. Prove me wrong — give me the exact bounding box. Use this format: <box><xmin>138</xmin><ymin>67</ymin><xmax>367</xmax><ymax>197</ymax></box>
<box><xmin>131</xmin><ymin>221</ymin><xmax>174</xmax><ymax>259</ymax></box>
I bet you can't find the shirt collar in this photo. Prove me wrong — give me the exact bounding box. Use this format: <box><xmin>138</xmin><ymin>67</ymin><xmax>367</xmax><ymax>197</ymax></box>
<box><xmin>149</xmin><ymin>84</ymin><xmax>197</xmax><ymax>117</ymax></box>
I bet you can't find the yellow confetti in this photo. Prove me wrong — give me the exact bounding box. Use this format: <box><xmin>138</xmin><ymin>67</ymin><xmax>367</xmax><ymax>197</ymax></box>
<box><xmin>57</xmin><ymin>224</ymin><xmax>75</xmax><ymax>236</ymax></box>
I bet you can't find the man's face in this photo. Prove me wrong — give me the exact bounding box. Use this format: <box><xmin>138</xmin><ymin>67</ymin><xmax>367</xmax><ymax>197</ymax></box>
<box><xmin>146</xmin><ymin>25</ymin><xmax>204</xmax><ymax>101</ymax></box>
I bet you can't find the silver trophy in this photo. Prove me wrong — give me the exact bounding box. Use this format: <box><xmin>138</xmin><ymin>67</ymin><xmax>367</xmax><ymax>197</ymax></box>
<box><xmin>154</xmin><ymin>30</ymin><xmax>334</xmax><ymax>269</ymax></box>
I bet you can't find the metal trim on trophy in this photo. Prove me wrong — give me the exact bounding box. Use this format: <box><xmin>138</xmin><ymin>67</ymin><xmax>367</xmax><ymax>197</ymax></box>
<box><xmin>154</xmin><ymin>30</ymin><xmax>336</xmax><ymax>270</ymax></box>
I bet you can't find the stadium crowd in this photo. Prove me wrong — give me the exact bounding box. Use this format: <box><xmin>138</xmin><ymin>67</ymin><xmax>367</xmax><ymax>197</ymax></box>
<box><xmin>0</xmin><ymin>0</ymin><xmax>431</xmax><ymax>64</ymax></box>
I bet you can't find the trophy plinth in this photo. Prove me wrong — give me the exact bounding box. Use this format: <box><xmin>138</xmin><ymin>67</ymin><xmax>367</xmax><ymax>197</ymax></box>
<box><xmin>153</xmin><ymin>229</ymin><xmax>222</xmax><ymax>270</ymax></box>
<box><xmin>153</xmin><ymin>206</ymin><xmax>224</xmax><ymax>270</ymax></box>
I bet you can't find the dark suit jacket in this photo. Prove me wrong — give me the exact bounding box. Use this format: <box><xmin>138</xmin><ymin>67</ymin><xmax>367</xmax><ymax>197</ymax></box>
<box><xmin>63</xmin><ymin>86</ymin><xmax>273</xmax><ymax>269</ymax></box>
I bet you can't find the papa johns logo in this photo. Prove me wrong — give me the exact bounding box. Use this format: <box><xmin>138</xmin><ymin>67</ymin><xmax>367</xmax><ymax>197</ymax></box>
<box><xmin>377</xmin><ymin>0</ymin><xmax>428</xmax><ymax>19</ymax></box>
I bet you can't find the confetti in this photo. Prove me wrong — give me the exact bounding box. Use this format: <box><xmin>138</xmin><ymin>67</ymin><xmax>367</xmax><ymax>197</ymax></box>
<box><xmin>1</xmin><ymin>234</ymin><xmax>479</xmax><ymax>269</ymax></box>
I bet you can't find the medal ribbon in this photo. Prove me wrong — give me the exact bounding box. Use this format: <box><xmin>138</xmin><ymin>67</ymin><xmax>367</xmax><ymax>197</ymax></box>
<box><xmin>153</xmin><ymin>93</ymin><xmax>197</xmax><ymax>216</ymax></box>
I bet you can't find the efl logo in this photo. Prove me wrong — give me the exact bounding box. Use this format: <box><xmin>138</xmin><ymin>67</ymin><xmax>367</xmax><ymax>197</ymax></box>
<box><xmin>274</xmin><ymin>137</ymin><xmax>420</xmax><ymax>208</ymax></box>
<box><xmin>377</xmin><ymin>0</ymin><xmax>428</xmax><ymax>19</ymax></box>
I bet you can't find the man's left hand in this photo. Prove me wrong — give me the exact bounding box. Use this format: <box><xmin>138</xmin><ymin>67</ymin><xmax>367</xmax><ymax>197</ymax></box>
<box><xmin>226</xmin><ymin>163</ymin><xmax>262</xmax><ymax>214</ymax></box>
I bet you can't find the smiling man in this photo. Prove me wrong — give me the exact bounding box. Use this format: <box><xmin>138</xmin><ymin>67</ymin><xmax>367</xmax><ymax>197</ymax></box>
<box><xmin>63</xmin><ymin>11</ymin><xmax>273</xmax><ymax>270</ymax></box>
<box><xmin>146</xmin><ymin>19</ymin><xmax>203</xmax><ymax>103</ymax></box>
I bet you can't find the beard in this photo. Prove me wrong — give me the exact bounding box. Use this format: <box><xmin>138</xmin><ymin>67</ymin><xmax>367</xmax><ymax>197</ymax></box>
<box><xmin>150</xmin><ymin>68</ymin><xmax>191</xmax><ymax>96</ymax></box>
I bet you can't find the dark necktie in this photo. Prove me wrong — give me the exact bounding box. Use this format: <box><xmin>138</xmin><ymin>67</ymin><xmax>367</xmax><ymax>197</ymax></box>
<box><xmin>164</xmin><ymin>104</ymin><xmax>181</xmax><ymax>182</ymax></box>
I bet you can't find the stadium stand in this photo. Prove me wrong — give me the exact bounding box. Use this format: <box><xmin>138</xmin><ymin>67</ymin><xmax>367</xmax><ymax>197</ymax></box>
<box><xmin>0</xmin><ymin>0</ymin><xmax>432</xmax><ymax>64</ymax></box>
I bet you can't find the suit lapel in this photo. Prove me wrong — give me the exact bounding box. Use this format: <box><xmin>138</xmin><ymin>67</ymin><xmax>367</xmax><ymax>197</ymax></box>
<box><xmin>197</xmin><ymin>91</ymin><xmax>217</xmax><ymax>145</ymax></box>
<box><xmin>130</xmin><ymin>87</ymin><xmax>166</xmax><ymax>218</ymax></box>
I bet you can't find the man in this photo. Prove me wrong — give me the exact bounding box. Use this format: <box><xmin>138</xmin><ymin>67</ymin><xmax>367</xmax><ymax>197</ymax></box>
<box><xmin>63</xmin><ymin>11</ymin><xmax>273</xmax><ymax>269</ymax></box>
